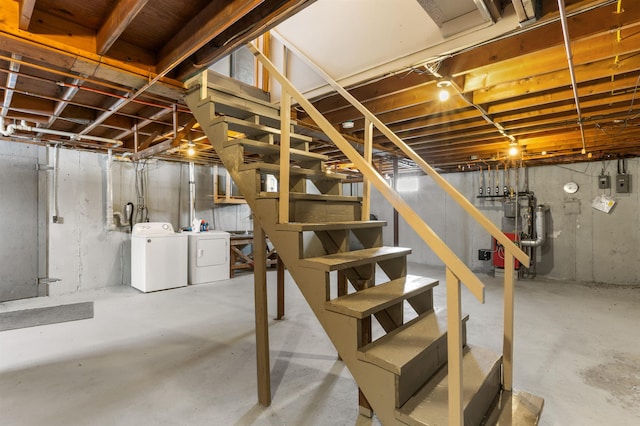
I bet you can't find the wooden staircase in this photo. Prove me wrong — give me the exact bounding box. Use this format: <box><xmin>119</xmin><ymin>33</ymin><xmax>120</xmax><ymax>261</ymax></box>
<box><xmin>184</xmin><ymin>70</ymin><xmax>543</xmax><ymax>425</ymax></box>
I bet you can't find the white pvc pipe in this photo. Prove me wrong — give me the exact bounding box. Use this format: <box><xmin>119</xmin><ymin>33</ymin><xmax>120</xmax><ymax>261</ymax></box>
<box><xmin>1</xmin><ymin>119</ymin><xmax>123</xmax><ymax>147</ymax></box>
<box><xmin>104</xmin><ymin>149</ymin><xmax>130</xmax><ymax>232</ymax></box>
<box><xmin>105</xmin><ymin>149</ymin><xmax>116</xmax><ymax>231</ymax></box>
<box><xmin>557</xmin><ymin>0</ymin><xmax>587</xmax><ymax>154</ymax></box>
<box><xmin>189</xmin><ymin>161</ymin><xmax>196</xmax><ymax>224</ymax></box>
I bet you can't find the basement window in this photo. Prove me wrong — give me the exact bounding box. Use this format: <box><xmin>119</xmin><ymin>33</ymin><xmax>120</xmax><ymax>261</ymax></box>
<box><xmin>396</xmin><ymin>176</ymin><xmax>419</xmax><ymax>192</ymax></box>
<box><xmin>209</xmin><ymin>45</ymin><xmax>255</xmax><ymax>86</ymax></box>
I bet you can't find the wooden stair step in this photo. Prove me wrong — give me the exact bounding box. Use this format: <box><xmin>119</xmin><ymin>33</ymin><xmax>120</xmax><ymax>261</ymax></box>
<box><xmin>211</xmin><ymin>115</ymin><xmax>312</xmax><ymax>142</ymax></box>
<box><xmin>299</xmin><ymin>246</ymin><xmax>411</xmax><ymax>272</ymax></box>
<box><xmin>276</xmin><ymin>220</ymin><xmax>386</xmax><ymax>232</ymax></box>
<box><xmin>238</xmin><ymin>162</ymin><xmax>347</xmax><ymax>179</ymax></box>
<box><xmin>395</xmin><ymin>345</ymin><xmax>503</xmax><ymax>426</ymax></box>
<box><xmin>357</xmin><ymin>308</ymin><xmax>468</xmax><ymax>375</ymax></box>
<box><xmin>483</xmin><ymin>390</ymin><xmax>545</xmax><ymax>425</ymax></box>
<box><xmin>326</xmin><ymin>275</ymin><xmax>438</xmax><ymax>319</ymax></box>
<box><xmin>225</xmin><ymin>138</ymin><xmax>327</xmax><ymax>162</ymax></box>
<box><xmin>256</xmin><ymin>192</ymin><xmax>361</xmax><ymax>202</ymax></box>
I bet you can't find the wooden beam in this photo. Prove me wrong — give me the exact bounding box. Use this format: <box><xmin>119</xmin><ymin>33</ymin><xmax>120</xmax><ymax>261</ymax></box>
<box><xmin>253</xmin><ymin>221</ymin><xmax>271</xmax><ymax>406</ymax></box>
<box><xmin>96</xmin><ymin>0</ymin><xmax>150</xmax><ymax>55</ymax></box>
<box><xmin>276</xmin><ymin>255</ymin><xmax>285</xmax><ymax>320</ymax></box>
<box><xmin>130</xmin><ymin>118</ymin><xmax>195</xmax><ymax>160</ymax></box>
<box><xmin>18</xmin><ymin>0</ymin><xmax>36</xmax><ymax>30</ymax></box>
<box><xmin>446</xmin><ymin>268</ymin><xmax>463</xmax><ymax>425</ymax></box>
<box><xmin>156</xmin><ymin>0</ymin><xmax>262</xmax><ymax>73</ymax></box>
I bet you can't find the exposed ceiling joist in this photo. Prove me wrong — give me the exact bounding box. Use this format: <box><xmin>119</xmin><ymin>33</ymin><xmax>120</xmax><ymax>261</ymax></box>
<box><xmin>18</xmin><ymin>0</ymin><xmax>36</xmax><ymax>30</ymax></box>
<box><xmin>156</xmin><ymin>0</ymin><xmax>263</xmax><ymax>73</ymax></box>
<box><xmin>97</xmin><ymin>0</ymin><xmax>150</xmax><ymax>55</ymax></box>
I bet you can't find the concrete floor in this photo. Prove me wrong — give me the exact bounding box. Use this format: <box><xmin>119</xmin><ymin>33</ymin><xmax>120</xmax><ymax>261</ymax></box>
<box><xmin>1</xmin><ymin>263</ymin><xmax>639</xmax><ymax>425</ymax></box>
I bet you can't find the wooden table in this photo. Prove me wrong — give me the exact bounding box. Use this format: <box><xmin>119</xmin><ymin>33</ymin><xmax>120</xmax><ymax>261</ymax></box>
<box><xmin>229</xmin><ymin>233</ymin><xmax>277</xmax><ymax>277</ymax></box>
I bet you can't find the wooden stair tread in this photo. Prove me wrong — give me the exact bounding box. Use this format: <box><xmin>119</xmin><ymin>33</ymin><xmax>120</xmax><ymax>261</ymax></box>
<box><xmin>211</xmin><ymin>115</ymin><xmax>312</xmax><ymax>142</ymax></box>
<box><xmin>238</xmin><ymin>162</ymin><xmax>347</xmax><ymax>179</ymax></box>
<box><xmin>226</xmin><ymin>138</ymin><xmax>327</xmax><ymax>162</ymax></box>
<box><xmin>299</xmin><ymin>246</ymin><xmax>411</xmax><ymax>272</ymax></box>
<box><xmin>358</xmin><ymin>308</ymin><xmax>468</xmax><ymax>374</ymax></box>
<box><xmin>256</xmin><ymin>192</ymin><xmax>361</xmax><ymax>202</ymax></box>
<box><xmin>326</xmin><ymin>275</ymin><xmax>438</xmax><ymax>319</ymax></box>
<box><xmin>483</xmin><ymin>390</ymin><xmax>544</xmax><ymax>425</ymax></box>
<box><xmin>395</xmin><ymin>345</ymin><xmax>502</xmax><ymax>426</ymax></box>
<box><xmin>276</xmin><ymin>220</ymin><xmax>387</xmax><ymax>232</ymax></box>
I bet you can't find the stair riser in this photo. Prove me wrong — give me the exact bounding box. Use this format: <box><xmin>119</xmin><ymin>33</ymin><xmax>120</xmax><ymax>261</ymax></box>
<box><xmin>289</xmin><ymin>199</ymin><xmax>361</xmax><ymax>222</ymax></box>
<box><xmin>396</xmin><ymin>321</ymin><xmax>468</xmax><ymax>407</ymax></box>
<box><xmin>464</xmin><ymin>360</ymin><xmax>501</xmax><ymax>426</ymax></box>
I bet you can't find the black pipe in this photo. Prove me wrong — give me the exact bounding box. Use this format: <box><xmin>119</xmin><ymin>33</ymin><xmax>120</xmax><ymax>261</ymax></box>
<box><xmin>126</xmin><ymin>202</ymin><xmax>134</xmax><ymax>233</ymax></box>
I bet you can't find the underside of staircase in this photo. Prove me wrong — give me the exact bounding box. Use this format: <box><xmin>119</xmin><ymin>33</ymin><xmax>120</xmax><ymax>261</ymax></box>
<box><xmin>184</xmin><ymin>72</ymin><xmax>543</xmax><ymax>425</ymax></box>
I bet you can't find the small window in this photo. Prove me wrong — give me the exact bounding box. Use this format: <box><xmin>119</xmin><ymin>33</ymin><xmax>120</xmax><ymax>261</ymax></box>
<box><xmin>210</xmin><ymin>45</ymin><xmax>255</xmax><ymax>86</ymax></box>
<box><xmin>397</xmin><ymin>176</ymin><xmax>419</xmax><ymax>192</ymax></box>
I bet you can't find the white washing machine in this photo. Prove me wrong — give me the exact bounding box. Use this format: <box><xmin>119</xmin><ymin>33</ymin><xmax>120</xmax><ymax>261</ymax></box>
<box><xmin>186</xmin><ymin>230</ymin><xmax>230</xmax><ymax>284</ymax></box>
<box><xmin>131</xmin><ymin>222</ymin><xmax>188</xmax><ymax>292</ymax></box>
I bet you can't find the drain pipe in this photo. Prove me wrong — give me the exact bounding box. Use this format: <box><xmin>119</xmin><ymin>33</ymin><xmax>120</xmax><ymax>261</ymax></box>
<box><xmin>105</xmin><ymin>149</ymin><xmax>131</xmax><ymax>232</ymax></box>
<box><xmin>557</xmin><ymin>0</ymin><xmax>587</xmax><ymax>155</ymax></box>
<box><xmin>189</xmin><ymin>161</ymin><xmax>196</xmax><ymax>225</ymax></box>
<box><xmin>1</xmin><ymin>119</ymin><xmax>123</xmax><ymax>147</ymax></box>
<box><xmin>521</xmin><ymin>205</ymin><xmax>549</xmax><ymax>247</ymax></box>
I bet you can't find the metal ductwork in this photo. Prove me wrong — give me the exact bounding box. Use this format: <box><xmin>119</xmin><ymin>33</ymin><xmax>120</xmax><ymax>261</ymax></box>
<box><xmin>511</xmin><ymin>0</ymin><xmax>542</xmax><ymax>25</ymax></box>
<box><xmin>416</xmin><ymin>0</ymin><xmax>500</xmax><ymax>37</ymax></box>
<box><xmin>521</xmin><ymin>205</ymin><xmax>549</xmax><ymax>247</ymax></box>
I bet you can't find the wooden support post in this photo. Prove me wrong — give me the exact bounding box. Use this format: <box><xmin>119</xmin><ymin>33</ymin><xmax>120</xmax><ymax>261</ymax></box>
<box><xmin>362</xmin><ymin>118</ymin><xmax>373</xmax><ymax>221</ymax></box>
<box><xmin>392</xmin><ymin>156</ymin><xmax>399</xmax><ymax>247</ymax></box>
<box><xmin>337</xmin><ymin>271</ymin><xmax>348</xmax><ymax>297</ymax></box>
<box><xmin>253</xmin><ymin>221</ymin><xmax>271</xmax><ymax>406</ymax></box>
<box><xmin>503</xmin><ymin>250</ymin><xmax>515</xmax><ymax>391</ymax></box>
<box><xmin>200</xmin><ymin>70</ymin><xmax>208</xmax><ymax>100</ymax></box>
<box><xmin>276</xmin><ymin>254</ymin><xmax>285</xmax><ymax>320</ymax></box>
<box><xmin>446</xmin><ymin>267</ymin><xmax>463</xmax><ymax>426</ymax></box>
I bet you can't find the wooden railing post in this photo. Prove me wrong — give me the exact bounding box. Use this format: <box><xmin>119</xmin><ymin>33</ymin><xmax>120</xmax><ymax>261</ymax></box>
<box><xmin>362</xmin><ymin>118</ymin><xmax>373</xmax><ymax>221</ymax></box>
<box><xmin>503</xmin><ymin>250</ymin><xmax>516</xmax><ymax>391</ymax></box>
<box><xmin>253</xmin><ymin>220</ymin><xmax>271</xmax><ymax>406</ymax></box>
<box><xmin>446</xmin><ymin>267</ymin><xmax>464</xmax><ymax>425</ymax></box>
<box><xmin>279</xmin><ymin>88</ymin><xmax>291</xmax><ymax>224</ymax></box>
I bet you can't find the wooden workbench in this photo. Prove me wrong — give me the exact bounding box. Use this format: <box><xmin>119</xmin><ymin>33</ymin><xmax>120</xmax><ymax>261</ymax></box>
<box><xmin>229</xmin><ymin>233</ymin><xmax>277</xmax><ymax>277</ymax></box>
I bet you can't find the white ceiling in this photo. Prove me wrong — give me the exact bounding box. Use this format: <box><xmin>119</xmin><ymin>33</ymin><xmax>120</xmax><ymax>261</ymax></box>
<box><xmin>273</xmin><ymin>0</ymin><xmax>522</xmax><ymax>98</ymax></box>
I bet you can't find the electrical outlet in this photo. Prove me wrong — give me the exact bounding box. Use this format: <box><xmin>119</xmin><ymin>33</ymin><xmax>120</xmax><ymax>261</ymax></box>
<box><xmin>53</xmin><ymin>216</ymin><xmax>64</xmax><ymax>224</ymax></box>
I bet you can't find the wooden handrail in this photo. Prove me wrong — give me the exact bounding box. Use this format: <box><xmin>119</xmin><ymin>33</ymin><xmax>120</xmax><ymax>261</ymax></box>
<box><xmin>247</xmin><ymin>42</ymin><xmax>485</xmax><ymax>303</ymax></box>
<box><xmin>267</xmin><ymin>34</ymin><xmax>529</xmax><ymax>270</ymax></box>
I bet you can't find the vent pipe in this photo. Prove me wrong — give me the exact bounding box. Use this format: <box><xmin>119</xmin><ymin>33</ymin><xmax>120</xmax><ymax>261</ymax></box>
<box><xmin>521</xmin><ymin>205</ymin><xmax>549</xmax><ymax>247</ymax></box>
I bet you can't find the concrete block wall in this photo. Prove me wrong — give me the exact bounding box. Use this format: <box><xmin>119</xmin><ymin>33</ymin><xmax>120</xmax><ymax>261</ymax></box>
<box><xmin>0</xmin><ymin>143</ymin><xmax>251</xmax><ymax>297</ymax></box>
<box><xmin>46</xmin><ymin>149</ymin><xmax>252</xmax><ymax>295</ymax></box>
<box><xmin>370</xmin><ymin>159</ymin><xmax>640</xmax><ymax>285</ymax></box>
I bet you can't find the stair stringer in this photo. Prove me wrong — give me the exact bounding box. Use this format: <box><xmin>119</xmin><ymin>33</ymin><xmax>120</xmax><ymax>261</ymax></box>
<box><xmin>186</xmin><ymin>91</ymin><xmax>406</xmax><ymax>424</ymax></box>
<box><xmin>252</xmin><ymin>199</ymin><xmax>406</xmax><ymax>426</ymax></box>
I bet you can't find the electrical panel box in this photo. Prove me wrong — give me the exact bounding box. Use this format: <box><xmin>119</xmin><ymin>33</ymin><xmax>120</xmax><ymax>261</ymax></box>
<box><xmin>478</xmin><ymin>249</ymin><xmax>491</xmax><ymax>261</ymax></box>
<box><xmin>598</xmin><ymin>174</ymin><xmax>610</xmax><ymax>189</ymax></box>
<box><xmin>616</xmin><ymin>174</ymin><xmax>631</xmax><ymax>193</ymax></box>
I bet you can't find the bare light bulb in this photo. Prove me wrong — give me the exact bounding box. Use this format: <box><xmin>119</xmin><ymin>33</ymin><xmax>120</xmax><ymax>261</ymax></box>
<box><xmin>438</xmin><ymin>89</ymin><xmax>450</xmax><ymax>102</ymax></box>
<box><xmin>187</xmin><ymin>145</ymin><xmax>195</xmax><ymax>156</ymax></box>
<box><xmin>508</xmin><ymin>146</ymin><xmax>519</xmax><ymax>156</ymax></box>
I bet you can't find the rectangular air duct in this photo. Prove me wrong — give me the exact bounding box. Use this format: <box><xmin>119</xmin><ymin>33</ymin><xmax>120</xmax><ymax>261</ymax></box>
<box><xmin>416</xmin><ymin>0</ymin><xmax>500</xmax><ymax>37</ymax></box>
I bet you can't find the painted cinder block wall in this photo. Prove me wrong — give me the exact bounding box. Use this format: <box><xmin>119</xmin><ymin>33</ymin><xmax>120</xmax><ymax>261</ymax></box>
<box><xmin>370</xmin><ymin>159</ymin><xmax>640</xmax><ymax>285</ymax></box>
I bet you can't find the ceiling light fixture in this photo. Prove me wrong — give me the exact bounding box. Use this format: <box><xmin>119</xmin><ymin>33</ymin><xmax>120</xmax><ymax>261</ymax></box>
<box><xmin>342</xmin><ymin>121</ymin><xmax>354</xmax><ymax>129</ymax></box>
<box><xmin>437</xmin><ymin>80</ymin><xmax>451</xmax><ymax>102</ymax></box>
<box><xmin>508</xmin><ymin>146</ymin><xmax>519</xmax><ymax>157</ymax></box>
<box><xmin>187</xmin><ymin>141</ymin><xmax>196</xmax><ymax>157</ymax></box>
